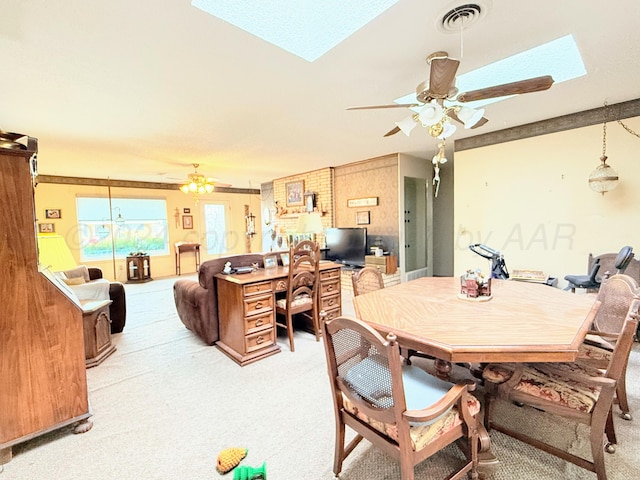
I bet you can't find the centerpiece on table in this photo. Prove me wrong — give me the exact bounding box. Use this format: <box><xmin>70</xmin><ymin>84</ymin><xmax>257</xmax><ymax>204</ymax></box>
<box><xmin>460</xmin><ymin>269</ymin><xmax>492</xmax><ymax>299</ymax></box>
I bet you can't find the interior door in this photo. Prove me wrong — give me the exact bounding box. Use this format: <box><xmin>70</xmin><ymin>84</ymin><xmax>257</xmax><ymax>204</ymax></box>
<box><xmin>403</xmin><ymin>176</ymin><xmax>428</xmax><ymax>275</ymax></box>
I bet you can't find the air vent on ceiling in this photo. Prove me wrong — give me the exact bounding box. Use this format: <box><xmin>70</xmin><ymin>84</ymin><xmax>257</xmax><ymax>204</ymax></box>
<box><xmin>436</xmin><ymin>2</ymin><xmax>490</xmax><ymax>33</ymax></box>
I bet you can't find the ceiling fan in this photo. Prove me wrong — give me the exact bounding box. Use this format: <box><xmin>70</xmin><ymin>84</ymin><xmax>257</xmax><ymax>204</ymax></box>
<box><xmin>347</xmin><ymin>50</ymin><xmax>554</xmax><ymax>139</ymax></box>
<box><xmin>171</xmin><ymin>163</ymin><xmax>231</xmax><ymax>203</ymax></box>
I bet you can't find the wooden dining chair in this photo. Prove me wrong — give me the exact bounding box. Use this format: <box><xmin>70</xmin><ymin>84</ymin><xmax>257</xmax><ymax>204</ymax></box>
<box><xmin>275</xmin><ymin>243</ymin><xmax>320</xmax><ymax>351</ymax></box>
<box><xmin>351</xmin><ymin>266</ymin><xmax>385</xmax><ymax>297</ymax></box>
<box><xmin>482</xmin><ymin>298</ymin><xmax>639</xmax><ymax>480</ymax></box>
<box><xmin>322</xmin><ymin>315</ymin><xmax>481</xmax><ymax>480</ymax></box>
<box><xmin>576</xmin><ymin>273</ymin><xmax>640</xmax><ymax>420</ymax></box>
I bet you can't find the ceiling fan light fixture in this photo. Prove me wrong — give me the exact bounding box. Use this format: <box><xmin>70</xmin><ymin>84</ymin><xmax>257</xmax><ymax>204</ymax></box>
<box><xmin>437</xmin><ymin>121</ymin><xmax>457</xmax><ymax>139</ymax></box>
<box><xmin>456</xmin><ymin>106</ymin><xmax>485</xmax><ymax>128</ymax></box>
<box><xmin>418</xmin><ymin>101</ymin><xmax>444</xmax><ymax>126</ymax></box>
<box><xmin>395</xmin><ymin>115</ymin><xmax>418</xmax><ymax>136</ymax></box>
<box><xmin>180</xmin><ymin>163</ymin><xmax>215</xmax><ymax>204</ymax></box>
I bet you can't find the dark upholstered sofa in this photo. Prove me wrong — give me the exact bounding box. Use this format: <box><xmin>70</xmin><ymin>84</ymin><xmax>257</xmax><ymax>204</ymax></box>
<box><xmin>173</xmin><ymin>253</ymin><xmax>266</xmax><ymax>345</ymax></box>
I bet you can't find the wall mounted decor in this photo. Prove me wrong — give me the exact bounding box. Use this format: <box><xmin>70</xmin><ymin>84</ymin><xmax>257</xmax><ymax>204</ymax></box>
<box><xmin>182</xmin><ymin>215</ymin><xmax>193</xmax><ymax>229</ymax></box>
<box><xmin>45</xmin><ymin>209</ymin><xmax>61</xmax><ymax>219</ymax></box>
<box><xmin>38</xmin><ymin>222</ymin><xmax>55</xmax><ymax>233</ymax></box>
<box><xmin>356</xmin><ymin>211</ymin><xmax>370</xmax><ymax>225</ymax></box>
<box><xmin>347</xmin><ymin>197</ymin><xmax>378</xmax><ymax>208</ymax></box>
<box><xmin>304</xmin><ymin>191</ymin><xmax>316</xmax><ymax>212</ymax></box>
<box><xmin>286</xmin><ymin>180</ymin><xmax>304</xmax><ymax>206</ymax></box>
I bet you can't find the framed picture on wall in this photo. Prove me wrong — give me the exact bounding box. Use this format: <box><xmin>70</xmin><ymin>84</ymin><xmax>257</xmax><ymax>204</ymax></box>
<box><xmin>286</xmin><ymin>180</ymin><xmax>304</xmax><ymax>206</ymax></box>
<box><xmin>45</xmin><ymin>209</ymin><xmax>61</xmax><ymax>219</ymax></box>
<box><xmin>38</xmin><ymin>223</ymin><xmax>55</xmax><ymax>233</ymax></box>
<box><xmin>356</xmin><ymin>211</ymin><xmax>370</xmax><ymax>225</ymax></box>
<box><xmin>182</xmin><ymin>215</ymin><xmax>193</xmax><ymax>229</ymax></box>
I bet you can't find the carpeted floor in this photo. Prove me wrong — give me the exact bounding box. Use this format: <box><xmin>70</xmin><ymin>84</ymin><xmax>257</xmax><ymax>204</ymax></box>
<box><xmin>4</xmin><ymin>275</ymin><xmax>639</xmax><ymax>479</ymax></box>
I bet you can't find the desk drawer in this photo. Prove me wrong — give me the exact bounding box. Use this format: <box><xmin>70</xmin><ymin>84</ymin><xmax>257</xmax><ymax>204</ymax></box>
<box><xmin>244</xmin><ymin>281</ymin><xmax>272</xmax><ymax>296</ymax></box>
<box><xmin>320</xmin><ymin>278</ymin><xmax>340</xmax><ymax>297</ymax></box>
<box><xmin>273</xmin><ymin>278</ymin><xmax>288</xmax><ymax>292</ymax></box>
<box><xmin>320</xmin><ymin>293</ymin><xmax>341</xmax><ymax>311</ymax></box>
<box><xmin>243</xmin><ymin>293</ymin><xmax>273</xmax><ymax>317</ymax></box>
<box><xmin>245</xmin><ymin>311</ymin><xmax>273</xmax><ymax>334</ymax></box>
<box><xmin>322</xmin><ymin>307</ymin><xmax>341</xmax><ymax>322</ymax></box>
<box><xmin>320</xmin><ymin>269</ymin><xmax>341</xmax><ymax>282</ymax></box>
<box><xmin>245</xmin><ymin>328</ymin><xmax>275</xmax><ymax>353</ymax></box>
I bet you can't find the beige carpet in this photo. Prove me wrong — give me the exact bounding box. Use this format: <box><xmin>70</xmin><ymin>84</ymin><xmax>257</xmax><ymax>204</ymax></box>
<box><xmin>4</xmin><ymin>276</ymin><xmax>640</xmax><ymax>479</ymax></box>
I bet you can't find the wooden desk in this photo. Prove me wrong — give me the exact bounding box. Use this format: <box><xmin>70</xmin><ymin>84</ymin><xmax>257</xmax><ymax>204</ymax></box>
<box><xmin>353</xmin><ymin>276</ymin><xmax>596</xmax><ymax>365</ymax></box>
<box><xmin>175</xmin><ymin>242</ymin><xmax>200</xmax><ymax>275</ymax></box>
<box><xmin>215</xmin><ymin>262</ymin><xmax>342</xmax><ymax>366</ymax></box>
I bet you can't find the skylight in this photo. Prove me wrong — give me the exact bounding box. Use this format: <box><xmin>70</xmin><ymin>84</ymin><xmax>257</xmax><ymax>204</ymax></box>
<box><xmin>191</xmin><ymin>0</ymin><xmax>399</xmax><ymax>62</ymax></box>
<box><xmin>395</xmin><ymin>34</ymin><xmax>587</xmax><ymax>109</ymax></box>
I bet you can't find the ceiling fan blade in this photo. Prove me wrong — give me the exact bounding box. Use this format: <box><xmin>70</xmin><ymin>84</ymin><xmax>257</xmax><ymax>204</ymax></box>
<box><xmin>383</xmin><ymin>126</ymin><xmax>401</xmax><ymax>137</ymax></box>
<box><xmin>428</xmin><ymin>56</ymin><xmax>460</xmax><ymax>98</ymax></box>
<box><xmin>447</xmin><ymin>111</ymin><xmax>489</xmax><ymax>129</ymax></box>
<box><xmin>347</xmin><ymin>103</ymin><xmax>420</xmax><ymax>110</ymax></box>
<box><xmin>457</xmin><ymin>75</ymin><xmax>554</xmax><ymax>103</ymax></box>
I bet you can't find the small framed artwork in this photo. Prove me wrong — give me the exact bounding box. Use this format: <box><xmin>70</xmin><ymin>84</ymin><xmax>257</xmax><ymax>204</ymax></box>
<box><xmin>356</xmin><ymin>211</ymin><xmax>370</xmax><ymax>225</ymax></box>
<box><xmin>286</xmin><ymin>180</ymin><xmax>304</xmax><ymax>206</ymax></box>
<box><xmin>304</xmin><ymin>191</ymin><xmax>316</xmax><ymax>212</ymax></box>
<box><xmin>45</xmin><ymin>209</ymin><xmax>61</xmax><ymax>219</ymax></box>
<box><xmin>182</xmin><ymin>215</ymin><xmax>193</xmax><ymax>229</ymax></box>
<box><xmin>183</xmin><ymin>208</ymin><xmax>191</xmax><ymax>214</ymax></box>
<box><xmin>38</xmin><ymin>223</ymin><xmax>55</xmax><ymax>233</ymax></box>
<box><xmin>280</xmin><ymin>252</ymin><xmax>290</xmax><ymax>267</ymax></box>
<box><xmin>264</xmin><ymin>254</ymin><xmax>278</xmax><ymax>269</ymax></box>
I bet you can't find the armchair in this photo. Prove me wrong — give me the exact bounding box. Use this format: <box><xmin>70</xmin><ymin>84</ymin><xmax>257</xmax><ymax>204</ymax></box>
<box><xmin>576</xmin><ymin>273</ymin><xmax>640</xmax><ymax>420</ymax></box>
<box><xmin>482</xmin><ymin>298</ymin><xmax>639</xmax><ymax>480</ymax></box>
<box><xmin>322</xmin><ymin>315</ymin><xmax>480</xmax><ymax>480</ymax></box>
<box><xmin>87</xmin><ymin>267</ymin><xmax>127</xmax><ymax>333</ymax></box>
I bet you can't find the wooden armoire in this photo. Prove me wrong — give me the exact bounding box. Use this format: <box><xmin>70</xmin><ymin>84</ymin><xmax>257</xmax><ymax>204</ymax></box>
<box><xmin>0</xmin><ymin>135</ymin><xmax>92</xmax><ymax>464</ymax></box>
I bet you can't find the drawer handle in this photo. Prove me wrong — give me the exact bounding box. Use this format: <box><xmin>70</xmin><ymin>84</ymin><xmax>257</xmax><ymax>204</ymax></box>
<box><xmin>256</xmin><ymin>336</ymin><xmax>264</xmax><ymax>344</ymax></box>
<box><xmin>255</xmin><ymin>319</ymin><xmax>263</xmax><ymax>327</ymax></box>
<box><xmin>254</xmin><ymin>301</ymin><xmax>263</xmax><ymax>309</ymax></box>
<box><xmin>328</xmin><ymin>299</ymin><xmax>335</xmax><ymax>306</ymax></box>
<box><xmin>327</xmin><ymin>285</ymin><xmax>334</xmax><ymax>291</ymax></box>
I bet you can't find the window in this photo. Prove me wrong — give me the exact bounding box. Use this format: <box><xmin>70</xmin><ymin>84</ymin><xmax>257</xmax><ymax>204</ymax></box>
<box><xmin>203</xmin><ymin>202</ymin><xmax>228</xmax><ymax>254</ymax></box>
<box><xmin>76</xmin><ymin>197</ymin><xmax>169</xmax><ymax>261</ymax></box>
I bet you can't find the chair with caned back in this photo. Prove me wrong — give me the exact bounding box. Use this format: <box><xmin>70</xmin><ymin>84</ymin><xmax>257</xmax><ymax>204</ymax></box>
<box><xmin>576</xmin><ymin>273</ymin><xmax>640</xmax><ymax>420</ymax></box>
<box><xmin>322</xmin><ymin>315</ymin><xmax>481</xmax><ymax>480</ymax></box>
<box><xmin>275</xmin><ymin>243</ymin><xmax>320</xmax><ymax>351</ymax></box>
<box><xmin>482</xmin><ymin>298</ymin><xmax>639</xmax><ymax>480</ymax></box>
<box><xmin>351</xmin><ymin>266</ymin><xmax>385</xmax><ymax>297</ymax></box>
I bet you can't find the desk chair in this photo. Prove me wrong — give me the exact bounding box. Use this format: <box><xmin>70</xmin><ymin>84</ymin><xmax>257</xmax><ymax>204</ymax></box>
<box><xmin>322</xmin><ymin>316</ymin><xmax>480</xmax><ymax>480</ymax></box>
<box><xmin>565</xmin><ymin>246</ymin><xmax>634</xmax><ymax>293</ymax></box>
<box><xmin>483</xmin><ymin>298</ymin><xmax>639</xmax><ymax>480</ymax></box>
<box><xmin>275</xmin><ymin>243</ymin><xmax>320</xmax><ymax>351</ymax></box>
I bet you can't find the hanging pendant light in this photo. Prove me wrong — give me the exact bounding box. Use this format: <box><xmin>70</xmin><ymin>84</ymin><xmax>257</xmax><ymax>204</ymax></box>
<box><xmin>588</xmin><ymin>102</ymin><xmax>619</xmax><ymax>195</ymax></box>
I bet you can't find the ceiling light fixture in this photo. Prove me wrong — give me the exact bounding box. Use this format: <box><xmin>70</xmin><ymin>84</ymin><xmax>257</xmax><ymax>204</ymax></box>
<box><xmin>180</xmin><ymin>163</ymin><xmax>215</xmax><ymax>204</ymax></box>
<box><xmin>588</xmin><ymin>101</ymin><xmax>619</xmax><ymax>195</ymax></box>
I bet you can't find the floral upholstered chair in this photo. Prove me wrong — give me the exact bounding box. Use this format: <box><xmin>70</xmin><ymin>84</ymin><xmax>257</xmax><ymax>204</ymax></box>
<box><xmin>575</xmin><ymin>273</ymin><xmax>640</xmax><ymax>421</ymax></box>
<box><xmin>482</xmin><ymin>297</ymin><xmax>640</xmax><ymax>480</ymax></box>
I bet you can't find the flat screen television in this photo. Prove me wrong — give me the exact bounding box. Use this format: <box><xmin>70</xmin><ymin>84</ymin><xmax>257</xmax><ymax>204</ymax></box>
<box><xmin>325</xmin><ymin>227</ymin><xmax>367</xmax><ymax>267</ymax></box>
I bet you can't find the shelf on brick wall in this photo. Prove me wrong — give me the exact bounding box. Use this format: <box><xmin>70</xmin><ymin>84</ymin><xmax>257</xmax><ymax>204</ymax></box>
<box><xmin>276</xmin><ymin>211</ymin><xmax>327</xmax><ymax>219</ymax></box>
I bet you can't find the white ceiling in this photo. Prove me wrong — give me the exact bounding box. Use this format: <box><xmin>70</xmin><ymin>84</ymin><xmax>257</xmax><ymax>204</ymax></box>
<box><xmin>2</xmin><ymin>0</ymin><xmax>639</xmax><ymax>189</ymax></box>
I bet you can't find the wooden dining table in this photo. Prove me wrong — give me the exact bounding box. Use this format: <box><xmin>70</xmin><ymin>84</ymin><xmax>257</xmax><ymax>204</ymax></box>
<box><xmin>352</xmin><ymin>276</ymin><xmax>599</xmax><ymax>474</ymax></box>
<box><xmin>353</xmin><ymin>276</ymin><xmax>598</xmax><ymax>366</ymax></box>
